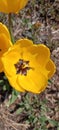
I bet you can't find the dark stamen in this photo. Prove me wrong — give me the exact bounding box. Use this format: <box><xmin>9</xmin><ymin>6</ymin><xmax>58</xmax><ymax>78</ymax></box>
<box><xmin>14</xmin><ymin>59</ymin><xmax>33</xmax><ymax>76</ymax></box>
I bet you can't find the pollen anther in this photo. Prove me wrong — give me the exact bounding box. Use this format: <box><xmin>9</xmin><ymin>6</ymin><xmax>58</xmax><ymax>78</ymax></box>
<box><xmin>14</xmin><ymin>59</ymin><xmax>32</xmax><ymax>76</ymax></box>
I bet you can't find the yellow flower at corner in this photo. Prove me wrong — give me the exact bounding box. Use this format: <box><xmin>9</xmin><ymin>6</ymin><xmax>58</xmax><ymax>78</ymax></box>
<box><xmin>0</xmin><ymin>0</ymin><xmax>28</xmax><ymax>13</ymax></box>
<box><xmin>0</xmin><ymin>22</ymin><xmax>12</xmax><ymax>72</ymax></box>
<box><xmin>2</xmin><ymin>39</ymin><xmax>56</xmax><ymax>93</ymax></box>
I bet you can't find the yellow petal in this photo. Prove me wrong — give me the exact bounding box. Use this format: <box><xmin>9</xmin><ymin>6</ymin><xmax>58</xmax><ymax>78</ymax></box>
<box><xmin>1</xmin><ymin>50</ymin><xmax>20</xmax><ymax>76</ymax></box>
<box><xmin>0</xmin><ymin>34</ymin><xmax>12</xmax><ymax>72</ymax></box>
<box><xmin>0</xmin><ymin>22</ymin><xmax>11</xmax><ymax>39</ymax></box>
<box><xmin>0</xmin><ymin>0</ymin><xmax>7</xmax><ymax>13</ymax></box>
<box><xmin>17</xmin><ymin>69</ymin><xmax>48</xmax><ymax>94</ymax></box>
<box><xmin>15</xmin><ymin>38</ymin><xmax>33</xmax><ymax>48</ymax></box>
<box><xmin>17</xmin><ymin>51</ymin><xmax>48</xmax><ymax>93</ymax></box>
<box><xmin>7</xmin><ymin>75</ymin><xmax>25</xmax><ymax>92</ymax></box>
<box><xmin>46</xmin><ymin>59</ymin><xmax>56</xmax><ymax>78</ymax></box>
<box><xmin>0</xmin><ymin>34</ymin><xmax>12</xmax><ymax>56</ymax></box>
<box><xmin>15</xmin><ymin>40</ymin><xmax>50</xmax><ymax>69</ymax></box>
<box><xmin>1</xmin><ymin>42</ymin><xmax>25</xmax><ymax>92</ymax></box>
<box><xmin>1</xmin><ymin>39</ymin><xmax>33</xmax><ymax>76</ymax></box>
<box><xmin>2</xmin><ymin>66</ymin><xmax>25</xmax><ymax>92</ymax></box>
<box><xmin>27</xmin><ymin>44</ymin><xmax>50</xmax><ymax>67</ymax></box>
<box><xmin>0</xmin><ymin>59</ymin><xmax>3</xmax><ymax>72</ymax></box>
<box><xmin>0</xmin><ymin>0</ymin><xmax>28</xmax><ymax>13</ymax></box>
<box><xmin>8</xmin><ymin>0</ymin><xmax>28</xmax><ymax>13</ymax></box>
<box><xmin>37</xmin><ymin>44</ymin><xmax>50</xmax><ymax>67</ymax></box>
<box><xmin>18</xmin><ymin>0</ymin><xmax>28</xmax><ymax>11</ymax></box>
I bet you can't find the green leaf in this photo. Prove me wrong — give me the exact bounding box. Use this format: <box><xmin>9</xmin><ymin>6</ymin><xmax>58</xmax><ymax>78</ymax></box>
<box><xmin>7</xmin><ymin>89</ymin><xmax>19</xmax><ymax>106</ymax></box>
<box><xmin>39</xmin><ymin>115</ymin><xmax>47</xmax><ymax>123</ymax></box>
<box><xmin>16</xmin><ymin>108</ymin><xmax>23</xmax><ymax>115</ymax></box>
<box><xmin>49</xmin><ymin>119</ymin><xmax>58</xmax><ymax>127</ymax></box>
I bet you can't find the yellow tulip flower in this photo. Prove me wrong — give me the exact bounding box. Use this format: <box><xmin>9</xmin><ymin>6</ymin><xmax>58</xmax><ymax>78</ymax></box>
<box><xmin>2</xmin><ymin>39</ymin><xmax>56</xmax><ymax>93</ymax></box>
<box><xmin>0</xmin><ymin>0</ymin><xmax>28</xmax><ymax>13</ymax></box>
<box><xmin>0</xmin><ymin>23</ymin><xmax>12</xmax><ymax>72</ymax></box>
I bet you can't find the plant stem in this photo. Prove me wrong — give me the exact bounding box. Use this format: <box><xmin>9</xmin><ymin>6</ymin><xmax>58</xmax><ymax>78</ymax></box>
<box><xmin>8</xmin><ymin>13</ymin><xmax>14</xmax><ymax>44</ymax></box>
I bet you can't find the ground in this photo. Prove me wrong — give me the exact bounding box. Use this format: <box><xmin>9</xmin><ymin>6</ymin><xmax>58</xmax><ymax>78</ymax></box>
<box><xmin>0</xmin><ymin>0</ymin><xmax>59</xmax><ymax>130</ymax></box>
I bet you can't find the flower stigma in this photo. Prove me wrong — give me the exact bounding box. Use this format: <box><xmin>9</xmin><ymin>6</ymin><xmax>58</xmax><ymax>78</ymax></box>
<box><xmin>14</xmin><ymin>59</ymin><xmax>33</xmax><ymax>76</ymax></box>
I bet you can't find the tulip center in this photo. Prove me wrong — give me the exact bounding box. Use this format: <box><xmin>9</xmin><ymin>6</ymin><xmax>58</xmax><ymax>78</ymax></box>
<box><xmin>14</xmin><ymin>59</ymin><xmax>32</xmax><ymax>76</ymax></box>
